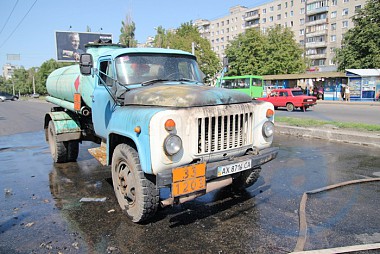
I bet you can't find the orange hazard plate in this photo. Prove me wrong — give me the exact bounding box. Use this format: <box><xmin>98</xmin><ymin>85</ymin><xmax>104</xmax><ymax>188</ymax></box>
<box><xmin>172</xmin><ymin>162</ymin><xmax>206</xmax><ymax>197</ymax></box>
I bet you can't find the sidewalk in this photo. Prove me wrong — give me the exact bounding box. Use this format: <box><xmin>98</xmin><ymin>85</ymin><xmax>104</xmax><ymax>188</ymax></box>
<box><xmin>317</xmin><ymin>99</ymin><xmax>380</xmax><ymax>106</ymax></box>
<box><xmin>275</xmin><ymin>123</ymin><xmax>380</xmax><ymax>148</ymax></box>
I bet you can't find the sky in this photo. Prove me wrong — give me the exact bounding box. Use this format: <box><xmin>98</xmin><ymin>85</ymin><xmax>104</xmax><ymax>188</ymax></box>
<box><xmin>0</xmin><ymin>0</ymin><xmax>271</xmax><ymax>75</ymax></box>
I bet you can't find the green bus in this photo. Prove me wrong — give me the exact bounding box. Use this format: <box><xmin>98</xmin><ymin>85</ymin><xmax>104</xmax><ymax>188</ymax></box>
<box><xmin>216</xmin><ymin>75</ymin><xmax>264</xmax><ymax>98</ymax></box>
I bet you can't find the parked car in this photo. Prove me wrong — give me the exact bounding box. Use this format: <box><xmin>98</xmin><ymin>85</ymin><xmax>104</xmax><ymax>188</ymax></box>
<box><xmin>257</xmin><ymin>88</ymin><xmax>317</xmax><ymax>112</ymax></box>
<box><xmin>0</xmin><ymin>92</ymin><xmax>18</xmax><ymax>102</ymax></box>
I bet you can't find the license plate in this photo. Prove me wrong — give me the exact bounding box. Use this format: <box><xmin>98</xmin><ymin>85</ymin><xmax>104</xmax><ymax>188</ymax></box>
<box><xmin>217</xmin><ymin>160</ymin><xmax>252</xmax><ymax>177</ymax></box>
<box><xmin>307</xmin><ymin>99</ymin><xmax>313</xmax><ymax>102</ymax></box>
<box><xmin>172</xmin><ymin>163</ymin><xmax>206</xmax><ymax>197</ymax></box>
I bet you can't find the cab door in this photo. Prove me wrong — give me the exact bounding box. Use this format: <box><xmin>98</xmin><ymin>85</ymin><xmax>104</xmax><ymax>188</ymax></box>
<box><xmin>91</xmin><ymin>57</ymin><xmax>116</xmax><ymax>139</ymax></box>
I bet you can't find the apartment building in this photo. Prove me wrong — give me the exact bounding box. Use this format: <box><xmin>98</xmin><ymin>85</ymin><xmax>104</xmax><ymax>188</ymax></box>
<box><xmin>194</xmin><ymin>0</ymin><xmax>366</xmax><ymax>72</ymax></box>
<box><xmin>2</xmin><ymin>63</ymin><xmax>18</xmax><ymax>80</ymax></box>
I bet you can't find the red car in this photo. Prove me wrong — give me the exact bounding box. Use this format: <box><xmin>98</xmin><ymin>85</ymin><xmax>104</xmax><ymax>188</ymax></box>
<box><xmin>257</xmin><ymin>88</ymin><xmax>317</xmax><ymax>112</ymax></box>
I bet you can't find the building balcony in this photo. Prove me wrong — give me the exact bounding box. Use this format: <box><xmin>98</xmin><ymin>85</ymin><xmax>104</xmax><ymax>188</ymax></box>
<box><xmin>306</xmin><ymin>53</ymin><xmax>327</xmax><ymax>59</ymax></box>
<box><xmin>306</xmin><ymin>18</ymin><xmax>328</xmax><ymax>26</ymax></box>
<box><xmin>305</xmin><ymin>41</ymin><xmax>327</xmax><ymax>48</ymax></box>
<box><xmin>244</xmin><ymin>13</ymin><xmax>260</xmax><ymax>21</ymax></box>
<box><xmin>244</xmin><ymin>23</ymin><xmax>260</xmax><ymax>29</ymax></box>
<box><xmin>307</xmin><ymin>6</ymin><xmax>329</xmax><ymax>16</ymax></box>
<box><xmin>306</xmin><ymin>29</ymin><xmax>328</xmax><ymax>38</ymax></box>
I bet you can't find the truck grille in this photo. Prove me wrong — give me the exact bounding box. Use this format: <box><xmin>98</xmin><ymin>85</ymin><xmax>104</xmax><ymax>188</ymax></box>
<box><xmin>197</xmin><ymin>112</ymin><xmax>253</xmax><ymax>154</ymax></box>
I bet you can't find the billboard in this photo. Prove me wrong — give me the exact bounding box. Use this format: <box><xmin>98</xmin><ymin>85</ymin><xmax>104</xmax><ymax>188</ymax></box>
<box><xmin>55</xmin><ymin>31</ymin><xmax>112</xmax><ymax>62</ymax></box>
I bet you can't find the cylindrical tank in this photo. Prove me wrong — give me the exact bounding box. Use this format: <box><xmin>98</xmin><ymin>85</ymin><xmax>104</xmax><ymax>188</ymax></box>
<box><xmin>46</xmin><ymin>44</ymin><xmax>125</xmax><ymax>109</ymax></box>
<box><xmin>46</xmin><ymin>65</ymin><xmax>95</xmax><ymax>108</ymax></box>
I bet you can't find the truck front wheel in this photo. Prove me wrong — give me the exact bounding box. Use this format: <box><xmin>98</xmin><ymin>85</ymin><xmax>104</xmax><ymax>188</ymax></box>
<box><xmin>232</xmin><ymin>167</ymin><xmax>261</xmax><ymax>190</ymax></box>
<box><xmin>112</xmin><ymin>144</ymin><xmax>159</xmax><ymax>223</ymax></box>
<box><xmin>47</xmin><ymin>121</ymin><xmax>79</xmax><ymax>163</ymax></box>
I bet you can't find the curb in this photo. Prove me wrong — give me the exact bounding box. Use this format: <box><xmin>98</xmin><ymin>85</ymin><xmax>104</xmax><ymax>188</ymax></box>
<box><xmin>317</xmin><ymin>100</ymin><xmax>380</xmax><ymax>106</ymax></box>
<box><xmin>275</xmin><ymin>124</ymin><xmax>380</xmax><ymax>148</ymax></box>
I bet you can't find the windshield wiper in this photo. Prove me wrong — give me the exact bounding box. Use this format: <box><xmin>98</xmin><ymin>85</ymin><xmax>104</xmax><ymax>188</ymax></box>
<box><xmin>175</xmin><ymin>78</ymin><xmax>200</xmax><ymax>84</ymax></box>
<box><xmin>141</xmin><ymin>79</ymin><xmax>169</xmax><ymax>86</ymax></box>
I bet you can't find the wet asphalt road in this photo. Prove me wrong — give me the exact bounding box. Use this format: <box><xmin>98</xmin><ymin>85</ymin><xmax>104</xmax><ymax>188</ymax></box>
<box><xmin>1</xmin><ymin>100</ymin><xmax>380</xmax><ymax>253</ymax></box>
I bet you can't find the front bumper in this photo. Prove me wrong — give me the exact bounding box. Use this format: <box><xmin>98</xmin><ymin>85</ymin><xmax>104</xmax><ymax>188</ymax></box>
<box><xmin>156</xmin><ymin>147</ymin><xmax>279</xmax><ymax>188</ymax></box>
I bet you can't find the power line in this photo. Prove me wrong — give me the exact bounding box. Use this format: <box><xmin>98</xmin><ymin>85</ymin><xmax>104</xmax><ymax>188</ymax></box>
<box><xmin>0</xmin><ymin>0</ymin><xmax>38</xmax><ymax>49</ymax></box>
<box><xmin>0</xmin><ymin>0</ymin><xmax>19</xmax><ymax>36</ymax></box>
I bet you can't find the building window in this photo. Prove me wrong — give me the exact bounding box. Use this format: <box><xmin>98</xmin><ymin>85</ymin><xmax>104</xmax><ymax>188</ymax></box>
<box><xmin>355</xmin><ymin>5</ymin><xmax>362</xmax><ymax>13</ymax></box>
<box><xmin>300</xmin><ymin>8</ymin><xmax>305</xmax><ymax>14</ymax></box>
<box><xmin>270</xmin><ymin>16</ymin><xmax>274</xmax><ymax>22</ymax></box>
<box><xmin>278</xmin><ymin>4</ymin><xmax>281</xmax><ymax>10</ymax></box>
<box><xmin>300</xmin><ymin>29</ymin><xmax>305</xmax><ymax>35</ymax></box>
<box><xmin>226</xmin><ymin>20</ymin><xmax>229</xmax><ymax>25</ymax></box>
<box><xmin>285</xmin><ymin>12</ymin><xmax>288</xmax><ymax>18</ymax></box>
<box><xmin>300</xmin><ymin>18</ymin><xmax>305</xmax><ymax>25</ymax></box>
<box><xmin>290</xmin><ymin>10</ymin><xmax>294</xmax><ymax>16</ymax></box>
<box><xmin>342</xmin><ymin>20</ymin><xmax>349</xmax><ymax>28</ymax></box>
<box><xmin>332</xmin><ymin>0</ymin><xmax>337</xmax><ymax>5</ymax></box>
<box><xmin>342</xmin><ymin>8</ymin><xmax>349</xmax><ymax>16</ymax></box>
<box><xmin>263</xmin><ymin>8</ymin><xmax>266</xmax><ymax>14</ymax></box>
<box><xmin>331</xmin><ymin>11</ymin><xmax>337</xmax><ymax>18</ymax></box>
<box><xmin>277</xmin><ymin>14</ymin><xmax>281</xmax><ymax>20</ymax></box>
<box><xmin>221</xmin><ymin>21</ymin><xmax>224</xmax><ymax>26</ymax></box>
<box><xmin>331</xmin><ymin>35</ymin><xmax>336</xmax><ymax>42</ymax></box>
<box><xmin>262</xmin><ymin>18</ymin><xmax>267</xmax><ymax>23</ymax></box>
<box><xmin>285</xmin><ymin>2</ymin><xmax>288</xmax><ymax>8</ymax></box>
<box><xmin>270</xmin><ymin>6</ymin><xmax>274</xmax><ymax>11</ymax></box>
<box><xmin>331</xmin><ymin>23</ymin><xmax>336</xmax><ymax>30</ymax></box>
<box><xmin>344</xmin><ymin>0</ymin><xmax>349</xmax><ymax>2</ymax></box>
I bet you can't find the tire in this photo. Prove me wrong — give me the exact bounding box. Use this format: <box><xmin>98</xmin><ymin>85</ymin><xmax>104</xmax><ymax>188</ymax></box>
<box><xmin>112</xmin><ymin>144</ymin><xmax>159</xmax><ymax>223</ymax></box>
<box><xmin>48</xmin><ymin>121</ymin><xmax>68</xmax><ymax>163</ymax></box>
<box><xmin>67</xmin><ymin>141</ymin><xmax>79</xmax><ymax>162</ymax></box>
<box><xmin>232</xmin><ymin>167</ymin><xmax>261</xmax><ymax>190</ymax></box>
<box><xmin>286</xmin><ymin>103</ymin><xmax>294</xmax><ymax>112</ymax></box>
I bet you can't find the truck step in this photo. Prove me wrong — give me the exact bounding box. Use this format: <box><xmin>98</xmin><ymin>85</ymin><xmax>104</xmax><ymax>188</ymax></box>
<box><xmin>88</xmin><ymin>143</ymin><xmax>107</xmax><ymax>166</ymax></box>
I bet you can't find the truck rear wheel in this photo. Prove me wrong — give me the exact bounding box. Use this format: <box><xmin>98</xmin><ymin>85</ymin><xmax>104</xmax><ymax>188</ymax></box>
<box><xmin>47</xmin><ymin>121</ymin><xmax>79</xmax><ymax>163</ymax></box>
<box><xmin>112</xmin><ymin>144</ymin><xmax>159</xmax><ymax>223</ymax></box>
<box><xmin>232</xmin><ymin>167</ymin><xmax>261</xmax><ymax>190</ymax></box>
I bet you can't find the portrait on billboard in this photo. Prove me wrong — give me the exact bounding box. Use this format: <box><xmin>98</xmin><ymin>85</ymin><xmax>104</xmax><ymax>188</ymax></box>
<box><xmin>55</xmin><ymin>31</ymin><xmax>112</xmax><ymax>62</ymax></box>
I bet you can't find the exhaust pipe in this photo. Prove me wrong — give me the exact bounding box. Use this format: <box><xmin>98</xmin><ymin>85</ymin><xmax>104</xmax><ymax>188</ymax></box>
<box><xmin>80</xmin><ymin>106</ymin><xmax>91</xmax><ymax>116</ymax></box>
<box><xmin>161</xmin><ymin>176</ymin><xmax>233</xmax><ymax>207</ymax></box>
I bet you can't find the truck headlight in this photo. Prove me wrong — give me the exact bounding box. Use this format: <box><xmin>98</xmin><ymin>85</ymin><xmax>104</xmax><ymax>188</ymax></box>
<box><xmin>262</xmin><ymin>121</ymin><xmax>274</xmax><ymax>138</ymax></box>
<box><xmin>164</xmin><ymin>134</ymin><xmax>182</xmax><ymax>155</ymax></box>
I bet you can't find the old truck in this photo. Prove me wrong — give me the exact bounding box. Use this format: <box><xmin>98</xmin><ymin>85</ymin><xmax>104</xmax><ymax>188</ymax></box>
<box><xmin>44</xmin><ymin>42</ymin><xmax>278</xmax><ymax>222</ymax></box>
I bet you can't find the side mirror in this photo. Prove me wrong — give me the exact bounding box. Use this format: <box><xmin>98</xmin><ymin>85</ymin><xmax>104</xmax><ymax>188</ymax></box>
<box><xmin>79</xmin><ymin>53</ymin><xmax>93</xmax><ymax>76</ymax></box>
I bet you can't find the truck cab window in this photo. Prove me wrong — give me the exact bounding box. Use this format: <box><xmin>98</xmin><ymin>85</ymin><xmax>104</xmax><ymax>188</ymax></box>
<box><xmin>99</xmin><ymin>60</ymin><xmax>113</xmax><ymax>86</ymax></box>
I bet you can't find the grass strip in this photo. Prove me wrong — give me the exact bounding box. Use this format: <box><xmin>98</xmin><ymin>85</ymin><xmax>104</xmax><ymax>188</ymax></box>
<box><xmin>275</xmin><ymin>116</ymin><xmax>380</xmax><ymax>132</ymax></box>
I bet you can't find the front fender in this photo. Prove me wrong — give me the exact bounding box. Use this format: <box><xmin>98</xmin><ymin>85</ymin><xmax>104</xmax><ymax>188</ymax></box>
<box><xmin>106</xmin><ymin>107</ymin><xmax>165</xmax><ymax>174</ymax></box>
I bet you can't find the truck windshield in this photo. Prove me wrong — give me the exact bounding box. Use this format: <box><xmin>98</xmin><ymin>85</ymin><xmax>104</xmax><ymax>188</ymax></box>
<box><xmin>115</xmin><ymin>54</ymin><xmax>203</xmax><ymax>85</ymax></box>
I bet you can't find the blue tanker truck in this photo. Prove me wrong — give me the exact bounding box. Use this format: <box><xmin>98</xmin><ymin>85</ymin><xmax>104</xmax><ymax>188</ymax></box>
<box><xmin>44</xmin><ymin>42</ymin><xmax>278</xmax><ymax>222</ymax></box>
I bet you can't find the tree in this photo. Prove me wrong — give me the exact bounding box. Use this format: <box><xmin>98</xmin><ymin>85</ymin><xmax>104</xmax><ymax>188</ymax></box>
<box><xmin>334</xmin><ymin>0</ymin><xmax>380</xmax><ymax>71</ymax></box>
<box><xmin>265</xmin><ymin>26</ymin><xmax>306</xmax><ymax>74</ymax></box>
<box><xmin>153</xmin><ymin>22</ymin><xmax>220</xmax><ymax>83</ymax></box>
<box><xmin>225</xmin><ymin>28</ymin><xmax>267</xmax><ymax>76</ymax></box>
<box><xmin>119</xmin><ymin>14</ymin><xmax>137</xmax><ymax>47</ymax></box>
<box><xmin>225</xmin><ymin>26</ymin><xmax>307</xmax><ymax>75</ymax></box>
